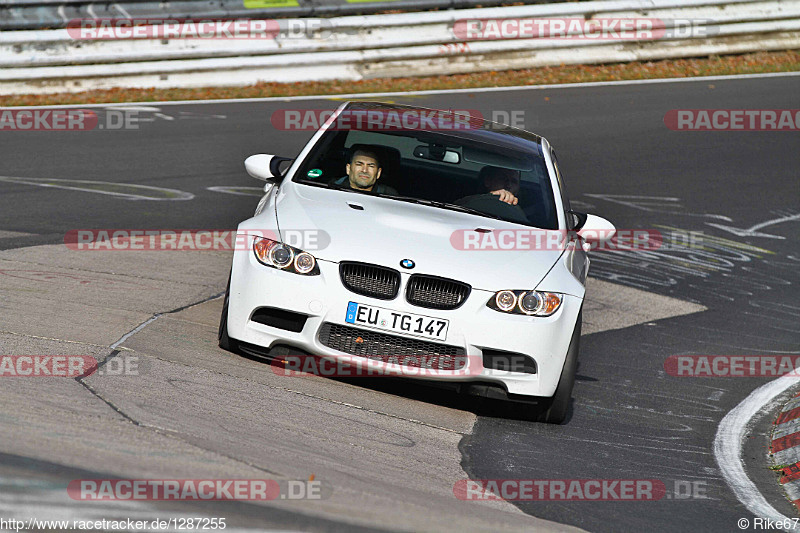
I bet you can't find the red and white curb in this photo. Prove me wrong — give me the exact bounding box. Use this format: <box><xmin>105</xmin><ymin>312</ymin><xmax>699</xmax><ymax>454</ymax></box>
<box><xmin>772</xmin><ymin>392</ymin><xmax>800</xmax><ymax>509</ymax></box>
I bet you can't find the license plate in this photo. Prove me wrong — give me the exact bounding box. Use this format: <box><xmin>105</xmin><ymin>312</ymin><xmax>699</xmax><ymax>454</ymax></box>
<box><xmin>345</xmin><ymin>302</ymin><xmax>449</xmax><ymax>341</ymax></box>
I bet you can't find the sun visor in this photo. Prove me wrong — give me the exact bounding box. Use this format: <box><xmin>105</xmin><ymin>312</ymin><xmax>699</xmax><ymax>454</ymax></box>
<box><xmin>462</xmin><ymin>146</ymin><xmax>537</xmax><ymax>171</ymax></box>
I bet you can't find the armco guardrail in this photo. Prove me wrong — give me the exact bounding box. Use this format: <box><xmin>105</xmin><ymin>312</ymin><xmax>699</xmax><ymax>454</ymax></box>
<box><xmin>1</xmin><ymin>0</ymin><xmax>552</xmax><ymax>30</ymax></box>
<box><xmin>1</xmin><ymin>0</ymin><xmax>799</xmax><ymax>95</ymax></box>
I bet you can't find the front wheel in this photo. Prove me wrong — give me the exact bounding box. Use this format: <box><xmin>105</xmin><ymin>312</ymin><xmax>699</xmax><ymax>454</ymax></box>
<box><xmin>218</xmin><ymin>271</ymin><xmax>239</xmax><ymax>353</ymax></box>
<box><xmin>533</xmin><ymin>310</ymin><xmax>581</xmax><ymax>424</ymax></box>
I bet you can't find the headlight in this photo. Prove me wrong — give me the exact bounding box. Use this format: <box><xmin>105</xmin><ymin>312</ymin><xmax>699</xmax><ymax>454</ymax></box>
<box><xmin>488</xmin><ymin>290</ymin><xmax>562</xmax><ymax>316</ymax></box>
<box><xmin>495</xmin><ymin>290</ymin><xmax>517</xmax><ymax>311</ymax></box>
<box><xmin>294</xmin><ymin>252</ymin><xmax>316</xmax><ymax>274</ymax></box>
<box><xmin>270</xmin><ymin>244</ymin><xmax>293</xmax><ymax>268</ymax></box>
<box><xmin>518</xmin><ymin>292</ymin><xmax>542</xmax><ymax>314</ymax></box>
<box><xmin>253</xmin><ymin>237</ymin><xmax>319</xmax><ymax>275</ymax></box>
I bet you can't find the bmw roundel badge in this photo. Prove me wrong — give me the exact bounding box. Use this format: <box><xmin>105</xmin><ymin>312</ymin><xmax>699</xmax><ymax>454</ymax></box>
<box><xmin>400</xmin><ymin>259</ymin><xmax>415</xmax><ymax>269</ymax></box>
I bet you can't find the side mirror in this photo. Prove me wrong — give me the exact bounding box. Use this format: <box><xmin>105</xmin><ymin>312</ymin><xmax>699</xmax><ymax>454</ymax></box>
<box><xmin>244</xmin><ymin>154</ymin><xmax>293</xmax><ymax>182</ymax></box>
<box><xmin>574</xmin><ymin>213</ymin><xmax>616</xmax><ymax>247</ymax></box>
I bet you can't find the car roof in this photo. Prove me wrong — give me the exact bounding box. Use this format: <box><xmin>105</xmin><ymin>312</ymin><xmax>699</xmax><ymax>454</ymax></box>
<box><xmin>342</xmin><ymin>101</ymin><xmax>544</xmax><ymax>148</ymax></box>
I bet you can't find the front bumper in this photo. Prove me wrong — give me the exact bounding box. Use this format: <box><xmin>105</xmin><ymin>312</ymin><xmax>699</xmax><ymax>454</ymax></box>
<box><xmin>227</xmin><ymin>246</ymin><xmax>582</xmax><ymax>398</ymax></box>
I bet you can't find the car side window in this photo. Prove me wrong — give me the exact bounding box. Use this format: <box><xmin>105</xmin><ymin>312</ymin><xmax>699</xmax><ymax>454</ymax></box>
<box><xmin>550</xmin><ymin>150</ymin><xmax>574</xmax><ymax>230</ymax></box>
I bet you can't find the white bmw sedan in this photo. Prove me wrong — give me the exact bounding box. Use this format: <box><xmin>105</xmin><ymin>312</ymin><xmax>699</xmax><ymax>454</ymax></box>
<box><xmin>219</xmin><ymin>101</ymin><xmax>614</xmax><ymax>423</ymax></box>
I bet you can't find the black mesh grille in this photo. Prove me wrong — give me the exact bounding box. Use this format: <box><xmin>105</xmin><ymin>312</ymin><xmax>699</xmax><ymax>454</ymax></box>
<box><xmin>319</xmin><ymin>322</ymin><xmax>466</xmax><ymax>369</ymax></box>
<box><xmin>482</xmin><ymin>350</ymin><xmax>537</xmax><ymax>374</ymax></box>
<box><xmin>250</xmin><ymin>307</ymin><xmax>307</xmax><ymax>333</ymax></box>
<box><xmin>406</xmin><ymin>275</ymin><xmax>471</xmax><ymax>310</ymax></box>
<box><xmin>340</xmin><ymin>262</ymin><xmax>400</xmax><ymax>300</ymax></box>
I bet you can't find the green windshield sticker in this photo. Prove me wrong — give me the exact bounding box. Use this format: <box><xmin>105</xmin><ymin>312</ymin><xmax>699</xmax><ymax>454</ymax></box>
<box><xmin>307</xmin><ymin>169</ymin><xmax>323</xmax><ymax>178</ymax></box>
<box><xmin>244</xmin><ymin>0</ymin><xmax>299</xmax><ymax>8</ymax></box>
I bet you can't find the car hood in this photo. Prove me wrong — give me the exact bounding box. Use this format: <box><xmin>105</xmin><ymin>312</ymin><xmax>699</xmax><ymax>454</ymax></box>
<box><xmin>270</xmin><ymin>183</ymin><xmax>565</xmax><ymax>291</ymax></box>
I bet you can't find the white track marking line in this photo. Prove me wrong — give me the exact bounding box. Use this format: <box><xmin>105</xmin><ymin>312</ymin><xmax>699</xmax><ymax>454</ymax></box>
<box><xmin>707</xmin><ymin>213</ymin><xmax>800</xmax><ymax>240</ymax></box>
<box><xmin>0</xmin><ymin>176</ymin><xmax>194</xmax><ymax>201</ymax></box>
<box><xmin>3</xmin><ymin>72</ymin><xmax>800</xmax><ymax>109</ymax></box>
<box><xmin>714</xmin><ymin>372</ymin><xmax>800</xmax><ymax>531</ymax></box>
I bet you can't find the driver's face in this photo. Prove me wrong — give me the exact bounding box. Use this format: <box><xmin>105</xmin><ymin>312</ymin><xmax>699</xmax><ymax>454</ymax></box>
<box><xmin>346</xmin><ymin>154</ymin><xmax>382</xmax><ymax>191</ymax></box>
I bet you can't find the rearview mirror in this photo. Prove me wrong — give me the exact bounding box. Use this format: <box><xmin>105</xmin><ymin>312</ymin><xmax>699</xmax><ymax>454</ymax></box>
<box><xmin>244</xmin><ymin>154</ymin><xmax>293</xmax><ymax>182</ymax></box>
<box><xmin>414</xmin><ymin>144</ymin><xmax>460</xmax><ymax>164</ymax></box>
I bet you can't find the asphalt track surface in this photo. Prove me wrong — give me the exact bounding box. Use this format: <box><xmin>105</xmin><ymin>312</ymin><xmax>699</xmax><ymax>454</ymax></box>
<box><xmin>1</xmin><ymin>74</ymin><xmax>799</xmax><ymax>532</ymax></box>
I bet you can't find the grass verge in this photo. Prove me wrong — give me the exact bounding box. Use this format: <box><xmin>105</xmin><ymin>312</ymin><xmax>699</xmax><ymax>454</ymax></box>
<box><xmin>2</xmin><ymin>50</ymin><xmax>798</xmax><ymax>107</ymax></box>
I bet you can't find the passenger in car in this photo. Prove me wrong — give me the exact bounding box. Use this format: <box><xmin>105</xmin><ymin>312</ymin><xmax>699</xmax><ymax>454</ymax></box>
<box><xmin>481</xmin><ymin>165</ymin><xmax>521</xmax><ymax>205</ymax></box>
<box><xmin>329</xmin><ymin>147</ymin><xmax>398</xmax><ymax>195</ymax></box>
<box><xmin>454</xmin><ymin>165</ymin><xmax>528</xmax><ymax>224</ymax></box>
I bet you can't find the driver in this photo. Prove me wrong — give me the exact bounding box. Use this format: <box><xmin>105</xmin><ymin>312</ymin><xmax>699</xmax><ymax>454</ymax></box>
<box><xmin>480</xmin><ymin>165</ymin><xmax>520</xmax><ymax>205</ymax></box>
<box><xmin>330</xmin><ymin>147</ymin><xmax>398</xmax><ymax>195</ymax></box>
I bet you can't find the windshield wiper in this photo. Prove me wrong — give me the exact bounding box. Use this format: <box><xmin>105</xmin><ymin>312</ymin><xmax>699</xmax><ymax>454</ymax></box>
<box><xmin>302</xmin><ymin>180</ymin><xmax>340</xmax><ymax>190</ymax></box>
<box><xmin>302</xmin><ymin>184</ymin><xmax>507</xmax><ymax>221</ymax></box>
<box><xmin>377</xmin><ymin>195</ymin><xmax>506</xmax><ymax>221</ymax></box>
<box><xmin>299</xmin><ymin>180</ymin><xmax>351</xmax><ymax>192</ymax></box>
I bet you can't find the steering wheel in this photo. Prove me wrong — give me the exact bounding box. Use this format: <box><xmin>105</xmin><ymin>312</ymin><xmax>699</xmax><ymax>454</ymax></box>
<box><xmin>456</xmin><ymin>194</ymin><xmax>529</xmax><ymax>224</ymax></box>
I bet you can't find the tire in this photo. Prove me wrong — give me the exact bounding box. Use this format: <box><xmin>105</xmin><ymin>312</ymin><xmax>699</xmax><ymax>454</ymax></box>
<box><xmin>218</xmin><ymin>271</ymin><xmax>239</xmax><ymax>353</ymax></box>
<box><xmin>534</xmin><ymin>310</ymin><xmax>582</xmax><ymax>424</ymax></box>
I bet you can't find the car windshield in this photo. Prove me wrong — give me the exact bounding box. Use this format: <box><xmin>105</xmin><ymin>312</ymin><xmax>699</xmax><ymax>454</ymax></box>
<box><xmin>293</xmin><ymin>104</ymin><xmax>559</xmax><ymax>229</ymax></box>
